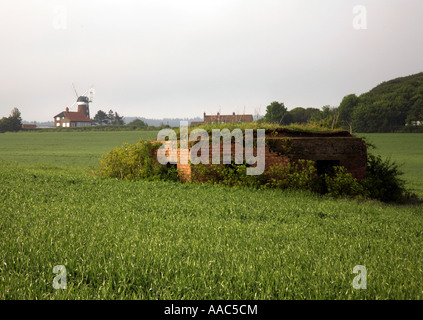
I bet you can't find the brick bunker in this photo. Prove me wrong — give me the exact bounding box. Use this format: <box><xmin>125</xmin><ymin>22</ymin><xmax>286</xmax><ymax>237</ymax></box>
<box><xmin>160</xmin><ymin>128</ymin><xmax>367</xmax><ymax>182</ymax></box>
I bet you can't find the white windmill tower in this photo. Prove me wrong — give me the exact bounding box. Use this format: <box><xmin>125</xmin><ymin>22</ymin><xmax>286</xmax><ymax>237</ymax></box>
<box><xmin>67</xmin><ymin>83</ymin><xmax>95</xmax><ymax>118</ymax></box>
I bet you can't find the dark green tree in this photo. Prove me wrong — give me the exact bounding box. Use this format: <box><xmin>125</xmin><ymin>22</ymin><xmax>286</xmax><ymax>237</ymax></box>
<box><xmin>107</xmin><ymin>110</ymin><xmax>115</xmax><ymax>124</ymax></box>
<box><xmin>93</xmin><ymin>110</ymin><xmax>109</xmax><ymax>125</ymax></box>
<box><xmin>286</xmin><ymin>107</ymin><xmax>306</xmax><ymax>124</ymax></box>
<box><xmin>304</xmin><ymin>108</ymin><xmax>322</xmax><ymax>122</ymax></box>
<box><xmin>128</xmin><ymin>119</ymin><xmax>148</xmax><ymax>128</ymax></box>
<box><xmin>406</xmin><ymin>99</ymin><xmax>423</xmax><ymax>125</ymax></box>
<box><xmin>352</xmin><ymin>102</ymin><xmax>389</xmax><ymax>133</ymax></box>
<box><xmin>263</xmin><ymin>101</ymin><xmax>288</xmax><ymax>124</ymax></box>
<box><xmin>286</xmin><ymin>107</ymin><xmax>321</xmax><ymax>124</ymax></box>
<box><xmin>0</xmin><ymin>117</ymin><xmax>11</xmax><ymax>133</ymax></box>
<box><xmin>338</xmin><ymin>94</ymin><xmax>358</xmax><ymax>132</ymax></box>
<box><xmin>113</xmin><ymin>112</ymin><xmax>124</xmax><ymax>125</ymax></box>
<box><xmin>0</xmin><ymin>108</ymin><xmax>22</xmax><ymax>132</ymax></box>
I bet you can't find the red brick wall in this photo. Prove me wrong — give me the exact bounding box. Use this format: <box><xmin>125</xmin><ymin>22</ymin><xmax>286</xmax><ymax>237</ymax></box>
<box><xmin>175</xmin><ymin>145</ymin><xmax>288</xmax><ymax>182</ymax></box>
<box><xmin>157</xmin><ymin>136</ymin><xmax>367</xmax><ymax>182</ymax></box>
<box><xmin>281</xmin><ymin>137</ymin><xmax>367</xmax><ymax>179</ymax></box>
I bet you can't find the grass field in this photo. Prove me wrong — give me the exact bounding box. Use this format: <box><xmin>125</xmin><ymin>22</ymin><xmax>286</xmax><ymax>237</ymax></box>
<box><xmin>0</xmin><ymin>131</ymin><xmax>422</xmax><ymax>299</ymax></box>
<box><xmin>0</xmin><ymin>131</ymin><xmax>158</xmax><ymax>167</ymax></box>
<box><xmin>361</xmin><ymin>133</ymin><xmax>423</xmax><ymax>198</ymax></box>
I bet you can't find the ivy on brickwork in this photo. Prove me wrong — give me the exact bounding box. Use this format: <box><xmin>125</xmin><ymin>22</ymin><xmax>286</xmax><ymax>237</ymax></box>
<box><xmin>265</xmin><ymin>134</ymin><xmax>293</xmax><ymax>158</ymax></box>
<box><xmin>95</xmin><ymin>138</ymin><xmax>420</xmax><ymax>204</ymax></box>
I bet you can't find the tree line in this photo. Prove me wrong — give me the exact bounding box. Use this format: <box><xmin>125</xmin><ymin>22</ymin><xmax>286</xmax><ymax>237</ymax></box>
<box><xmin>261</xmin><ymin>73</ymin><xmax>423</xmax><ymax>133</ymax></box>
<box><xmin>92</xmin><ymin>109</ymin><xmax>125</xmax><ymax>125</ymax></box>
<box><xmin>260</xmin><ymin>102</ymin><xmax>340</xmax><ymax>129</ymax></box>
<box><xmin>92</xmin><ymin>109</ymin><xmax>152</xmax><ymax>128</ymax></box>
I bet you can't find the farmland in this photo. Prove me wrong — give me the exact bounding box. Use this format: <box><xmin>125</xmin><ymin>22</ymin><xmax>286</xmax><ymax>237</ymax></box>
<box><xmin>360</xmin><ymin>133</ymin><xmax>423</xmax><ymax>198</ymax></box>
<box><xmin>0</xmin><ymin>131</ymin><xmax>158</xmax><ymax>167</ymax></box>
<box><xmin>0</xmin><ymin>131</ymin><xmax>422</xmax><ymax>299</ymax></box>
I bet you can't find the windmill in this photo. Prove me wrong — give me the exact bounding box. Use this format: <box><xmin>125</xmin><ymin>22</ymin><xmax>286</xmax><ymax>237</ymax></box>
<box><xmin>66</xmin><ymin>83</ymin><xmax>95</xmax><ymax>118</ymax></box>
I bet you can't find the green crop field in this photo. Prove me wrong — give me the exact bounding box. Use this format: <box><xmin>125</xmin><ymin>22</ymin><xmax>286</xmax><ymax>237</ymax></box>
<box><xmin>361</xmin><ymin>133</ymin><xmax>423</xmax><ymax>198</ymax></box>
<box><xmin>0</xmin><ymin>131</ymin><xmax>158</xmax><ymax>167</ymax></box>
<box><xmin>0</xmin><ymin>131</ymin><xmax>422</xmax><ymax>300</ymax></box>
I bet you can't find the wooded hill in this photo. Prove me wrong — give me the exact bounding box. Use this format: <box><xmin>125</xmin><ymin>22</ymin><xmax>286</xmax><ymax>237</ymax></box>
<box><xmin>339</xmin><ymin>72</ymin><xmax>423</xmax><ymax>132</ymax></box>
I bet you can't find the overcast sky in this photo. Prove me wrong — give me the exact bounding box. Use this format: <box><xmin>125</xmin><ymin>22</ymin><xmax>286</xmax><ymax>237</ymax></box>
<box><xmin>1</xmin><ymin>0</ymin><xmax>423</xmax><ymax>122</ymax></box>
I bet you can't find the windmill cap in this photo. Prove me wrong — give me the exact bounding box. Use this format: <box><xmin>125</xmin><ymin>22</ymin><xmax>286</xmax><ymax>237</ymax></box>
<box><xmin>77</xmin><ymin>96</ymin><xmax>89</xmax><ymax>103</ymax></box>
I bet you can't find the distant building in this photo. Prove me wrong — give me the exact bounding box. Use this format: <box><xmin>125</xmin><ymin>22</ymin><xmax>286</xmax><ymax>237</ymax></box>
<box><xmin>21</xmin><ymin>124</ymin><xmax>37</xmax><ymax>129</ymax></box>
<box><xmin>191</xmin><ymin>112</ymin><xmax>253</xmax><ymax>126</ymax></box>
<box><xmin>54</xmin><ymin>89</ymin><xmax>93</xmax><ymax>127</ymax></box>
<box><xmin>54</xmin><ymin>107</ymin><xmax>92</xmax><ymax>127</ymax></box>
<box><xmin>408</xmin><ymin>120</ymin><xmax>423</xmax><ymax>126</ymax></box>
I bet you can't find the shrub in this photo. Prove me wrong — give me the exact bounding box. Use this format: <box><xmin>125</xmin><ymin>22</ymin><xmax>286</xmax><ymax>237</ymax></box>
<box><xmin>191</xmin><ymin>163</ymin><xmax>264</xmax><ymax>188</ymax></box>
<box><xmin>191</xmin><ymin>160</ymin><xmax>319</xmax><ymax>190</ymax></box>
<box><xmin>359</xmin><ymin>153</ymin><xmax>410</xmax><ymax>203</ymax></box>
<box><xmin>324</xmin><ymin>166</ymin><xmax>367</xmax><ymax>198</ymax></box>
<box><xmin>96</xmin><ymin>139</ymin><xmax>178</xmax><ymax>181</ymax></box>
<box><xmin>264</xmin><ymin>160</ymin><xmax>319</xmax><ymax>191</ymax></box>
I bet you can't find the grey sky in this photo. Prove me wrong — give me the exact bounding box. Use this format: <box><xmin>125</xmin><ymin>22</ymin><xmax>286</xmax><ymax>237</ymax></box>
<box><xmin>1</xmin><ymin>0</ymin><xmax>423</xmax><ymax>122</ymax></box>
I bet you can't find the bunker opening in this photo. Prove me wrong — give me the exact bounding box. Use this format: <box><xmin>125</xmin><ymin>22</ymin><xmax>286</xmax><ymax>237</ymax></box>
<box><xmin>316</xmin><ymin>160</ymin><xmax>340</xmax><ymax>176</ymax></box>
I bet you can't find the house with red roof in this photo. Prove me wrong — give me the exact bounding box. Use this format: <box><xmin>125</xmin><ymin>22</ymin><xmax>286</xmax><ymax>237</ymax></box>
<box><xmin>191</xmin><ymin>112</ymin><xmax>253</xmax><ymax>126</ymax></box>
<box><xmin>54</xmin><ymin>107</ymin><xmax>92</xmax><ymax>127</ymax></box>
